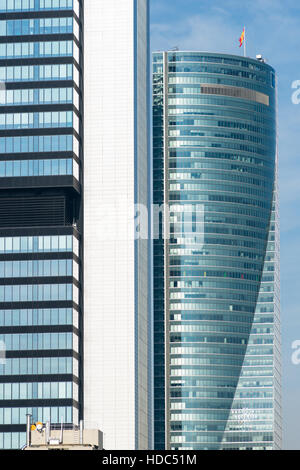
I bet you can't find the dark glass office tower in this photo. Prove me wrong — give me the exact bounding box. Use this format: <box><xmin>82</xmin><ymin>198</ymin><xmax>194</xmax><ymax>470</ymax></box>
<box><xmin>153</xmin><ymin>51</ymin><xmax>281</xmax><ymax>450</ymax></box>
<box><xmin>0</xmin><ymin>0</ymin><xmax>82</xmax><ymax>449</ymax></box>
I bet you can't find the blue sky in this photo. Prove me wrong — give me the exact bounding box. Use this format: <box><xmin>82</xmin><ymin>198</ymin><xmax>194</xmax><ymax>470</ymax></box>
<box><xmin>150</xmin><ymin>0</ymin><xmax>300</xmax><ymax>449</ymax></box>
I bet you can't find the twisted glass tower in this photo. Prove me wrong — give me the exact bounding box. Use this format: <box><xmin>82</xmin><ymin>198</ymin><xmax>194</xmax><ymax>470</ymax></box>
<box><xmin>153</xmin><ymin>51</ymin><xmax>281</xmax><ymax>450</ymax></box>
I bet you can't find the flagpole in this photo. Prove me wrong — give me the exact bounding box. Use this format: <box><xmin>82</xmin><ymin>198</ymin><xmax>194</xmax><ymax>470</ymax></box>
<box><xmin>244</xmin><ymin>26</ymin><xmax>246</xmax><ymax>57</ymax></box>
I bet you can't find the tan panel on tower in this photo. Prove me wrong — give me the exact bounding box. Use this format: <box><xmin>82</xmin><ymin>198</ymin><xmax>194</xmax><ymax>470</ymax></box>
<box><xmin>201</xmin><ymin>84</ymin><xmax>269</xmax><ymax>106</ymax></box>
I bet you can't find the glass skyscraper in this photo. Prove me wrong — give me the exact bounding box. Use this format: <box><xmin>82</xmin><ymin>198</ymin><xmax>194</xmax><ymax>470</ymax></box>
<box><xmin>0</xmin><ymin>0</ymin><xmax>82</xmax><ymax>449</ymax></box>
<box><xmin>83</xmin><ymin>0</ymin><xmax>151</xmax><ymax>450</ymax></box>
<box><xmin>153</xmin><ymin>51</ymin><xmax>281</xmax><ymax>450</ymax></box>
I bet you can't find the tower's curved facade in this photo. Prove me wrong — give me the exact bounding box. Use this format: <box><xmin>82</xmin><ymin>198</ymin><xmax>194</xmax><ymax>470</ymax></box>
<box><xmin>153</xmin><ymin>52</ymin><xmax>281</xmax><ymax>450</ymax></box>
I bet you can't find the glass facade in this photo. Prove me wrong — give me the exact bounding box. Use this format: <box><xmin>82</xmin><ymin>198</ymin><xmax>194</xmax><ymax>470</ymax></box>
<box><xmin>153</xmin><ymin>51</ymin><xmax>281</xmax><ymax>450</ymax></box>
<box><xmin>0</xmin><ymin>0</ymin><xmax>81</xmax><ymax>449</ymax></box>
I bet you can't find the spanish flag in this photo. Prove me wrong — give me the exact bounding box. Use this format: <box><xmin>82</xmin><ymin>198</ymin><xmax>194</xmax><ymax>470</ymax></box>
<box><xmin>239</xmin><ymin>27</ymin><xmax>245</xmax><ymax>48</ymax></box>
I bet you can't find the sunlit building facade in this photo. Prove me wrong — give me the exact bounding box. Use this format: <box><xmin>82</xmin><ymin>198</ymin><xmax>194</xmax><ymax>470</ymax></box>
<box><xmin>0</xmin><ymin>0</ymin><xmax>151</xmax><ymax>451</ymax></box>
<box><xmin>153</xmin><ymin>51</ymin><xmax>281</xmax><ymax>450</ymax></box>
<box><xmin>83</xmin><ymin>0</ymin><xmax>151</xmax><ymax>450</ymax></box>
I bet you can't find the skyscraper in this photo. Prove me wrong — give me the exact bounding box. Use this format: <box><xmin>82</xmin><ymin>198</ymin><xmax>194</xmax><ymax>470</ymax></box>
<box><xmin>0</xmin><ymin>0</ymin><xmax>151</xmax><ymax>450</ymax></box>
<box><xmin>0</xmin><ymin>0</ymin><xmax>82</xmax><ymax>450</ymax></box>
<box><xmin>153</xmin><ymin>51</ymin><xmax>281</xmax><ymax>450</ymax></box>
<box><xmin>83</xmin><ymin>0</ymin><xmax>151</xmax><ymax>450</ymax></box>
